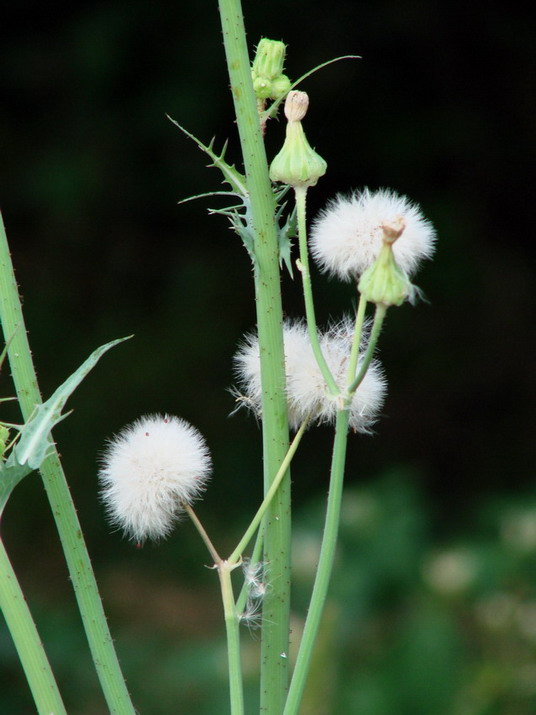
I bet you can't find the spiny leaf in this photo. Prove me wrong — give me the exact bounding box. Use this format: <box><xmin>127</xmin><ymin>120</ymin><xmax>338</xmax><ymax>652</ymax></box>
<box><xmin>178</xmin><ymin>191</ymin><xmax>239</xmax><ymax>206</ymax></box>
<box><xmin>278</xmin><ymin>207</ymin><xmax>297</xmax><ymax>278</ymax></box>
<box><xmin>1</xmin><ymin>337</ymin><xmax>131</xmax><ymax>514</ymax></box>
<box><xmin>13</xmin><ymin>336</ymin><xmax>131</xmax><ymax>470</ymax></box>
<box><xmin>167</xmin><ymin>116</ymin><xmax>248</xmax><ymax>197</ymax></box>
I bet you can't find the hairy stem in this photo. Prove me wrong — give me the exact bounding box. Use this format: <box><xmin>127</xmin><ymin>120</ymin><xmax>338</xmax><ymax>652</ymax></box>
<box><xmin>0</xmin><ymin>538</ymin><xmax>67</xmax><ymax>715</ymax></box>
<box><xmin>0</xmin><ymin>211</ymin><xmax>135</xmax><ymax>714</ymax></box>
<box><xmin>217</xmin><ymin>1</ymin><xmax>292</xmax><ymax>711</ymax></box>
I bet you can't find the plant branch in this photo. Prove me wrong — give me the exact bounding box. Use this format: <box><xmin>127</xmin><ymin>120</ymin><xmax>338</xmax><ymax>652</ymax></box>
<box><xmin>0</xmin><ymin>538</ymin><xmax>67</xmax><ymax>715</ymax></box>
<box><xmin>0</xmin><ymin>211</ymin><xmax>135</xmax><ymax>715</ymax></box>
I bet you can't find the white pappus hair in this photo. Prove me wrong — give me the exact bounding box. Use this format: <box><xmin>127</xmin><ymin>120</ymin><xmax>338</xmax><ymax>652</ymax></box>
<box><xmin>234</xmin><ymin>318</ymin><xmax>386</xmax><ymax>433</ymax></box>
<box><xmin>310</xmin><ymin>188</ymin><xmax>436</xmax><ymax>281</ymax></box>
<box><xmin>99</xmin><ymin>414</ymin><xmax>212</xmax><ymax>542</ymax></box>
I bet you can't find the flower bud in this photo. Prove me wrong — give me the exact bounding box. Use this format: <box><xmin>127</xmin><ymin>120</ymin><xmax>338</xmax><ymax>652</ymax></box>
<box><xmin>284</xmin><ymin>90</ymin><xmax>309</xmax><ymax>121</ymax></box>
<box><xmin>358</xmin><ymin>224</ymin><xmax>414</xmax><ymax>307</ymax></box>
<box><xmin>253</xmin><ymin>75</ymin><xmax>272</xmax><ymax>100</ymax></box>
<box><xmin>270</xmin><ymin>74</ymin><xmax>291</xmax><ymax>100</ymax></box>
<box><xmin>269</xmin><ymin>91</ymin><xmax>327</xmax><ymax>189</ymax></box>
<box><xmin>252</xmin><ymin>38</ymin><xmax>286</xmax><ymax>81</ymax></box>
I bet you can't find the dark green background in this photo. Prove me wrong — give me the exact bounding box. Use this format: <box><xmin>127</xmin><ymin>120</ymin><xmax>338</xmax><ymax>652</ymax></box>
<box><xmin>1</xmin><ymin>1</ymin><xmax>534</xmax><ymax>713</ymax></box>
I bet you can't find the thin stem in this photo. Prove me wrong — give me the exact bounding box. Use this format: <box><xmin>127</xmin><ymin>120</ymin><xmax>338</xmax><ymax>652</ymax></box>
<box><xmin>348</xmin><ymin>303</ymin><xmax>387</xmax><ymax>395</ymax></box>
<box><xmin>184</xmin><ymin>506</ymin><xmax>244</xmax><ymax>713</ymax></box>
<box><xmin>235</xmin><ymin>524</ymin><xmax>264</xmax><ymax>614</ymax></box>
<box><xmin>283</xmin><ymin>408</ymin><xmax>350</xmax><ymax>715</ymax></box>
<box><xmin>218</xmin><ymin>2</ymin><xmax>292</xmax><ymax>711</ymax></box>
<box><xmin>295</xmin><ymin>186</ymin><xmax>339</xmax><ymax>395</ymax></box>
<box><xmin>219</xmin><ymin>562</ymin><xmax>245</xmax><ymax>715</ymax></box>
<box><xmin>0</xmin><ymin>211</ymin><xmax>135</xmax><ymax>714</ymax></box>
<box><xmin>229</xmin><ymin>419</ymin><xmax>308</xmax><ymax>566</ymax></box>
<box><xmin>345</xmin><ymin>293</ymin><xmax>368</xmax><ymax>385</ymax></box>
<box><xmin>183</xmin><ymin>502</ymin><xmax>222</xmax><ymax>565</ymax></box>
<box><xmin>0</xmin><ymin>538</ymin><xmax>67</xmax><ymax>715</ymax></box>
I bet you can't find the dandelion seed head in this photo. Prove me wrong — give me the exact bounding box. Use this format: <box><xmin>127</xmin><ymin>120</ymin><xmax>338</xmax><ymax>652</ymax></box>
<box><xmin>99</xmin><ymin>414</ymin><xmax>211</xmax><ymax>542</ymax></box>
<box><xmin>310</xmin><ymin>188</ymin><xmax>436</xmax><ymax>281</ymax></box>
<box><xmin>234</xmin><ymin>319</ymin><xmax>386</xmax><ymax>432</ymax></box>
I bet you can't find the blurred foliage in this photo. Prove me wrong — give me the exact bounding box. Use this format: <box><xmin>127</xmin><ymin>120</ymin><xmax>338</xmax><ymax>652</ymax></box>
<box><xmin>0</xmin><ymin>0</ymin><xmax>535</xmax><ymax>712</ymax></box>
<box><xmin>3</xmin><ymin>472</ymin><xmax>536</xmax><ymax>712</ymax></box>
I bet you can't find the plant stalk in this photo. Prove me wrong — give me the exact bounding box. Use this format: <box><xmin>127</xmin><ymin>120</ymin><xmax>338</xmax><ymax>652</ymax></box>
<box><xmin>0</xmin><ymin>538</ymin><xmax>67</xmax><ymax>715</ymax></box>
<box><xmin>217</xmin><ymin>2</ymin><xmax>292</xmax><ymax>711</ymax></box>
<box><xmin>283</xmin><ymin>407</ymin><xmax>350</xmax><ymax>715</ymax></box>
<box><xmin>219</xmin><ymin>562</ymin><xmax>245</xmax><ymax>715</ymax></box>
<box><xmin>0</xmin><ymin>211</ymin><xmax>135</xmax><ymax>714</ymax></box>
<box><xmin>295</xmin><ymin>186</ymin><xmax>339</xmax><ymax>394</ymax></box>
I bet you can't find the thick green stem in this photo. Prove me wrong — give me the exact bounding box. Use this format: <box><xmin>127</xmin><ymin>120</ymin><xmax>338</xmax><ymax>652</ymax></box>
<box><xmin>0</xmin><ymin>211</ymin><xmax>135</xmax><ymax>714</ymax></box>
<box><xmin>0</xmin><ymin>538</ymin><xmax>67</xmax><ymax>715</ymax></box>
<box><xmin>283</xmin><ymin>408</ymin><xmax>350</xmax><ymax>715</ymax></box>
<box><xmin>219</xmin><ymin>562</ymin><xmax>245</xmax><ymax>715</ymax></box>
<box><xmin>295</xmin><ymin>186</ymin><xmax>339</xmax><ymax>395</ymax></box>
<box><xmin>218</xmin><ymin>2</ymin><xmax>292</xmax><ymax>711</ymax></box>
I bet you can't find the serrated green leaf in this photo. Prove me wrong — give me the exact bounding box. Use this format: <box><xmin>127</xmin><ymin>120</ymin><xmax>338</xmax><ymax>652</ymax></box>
<box><xmin>278</xmin><ymin>207</ymin><xmax>297</xmax><ymax>277</ymax></box>
<box><xmin>13</xmin><ymin>336</ymin><xmax>131</xmax><ymax>470</ymax></box>
<box><xmin>0</xmin><ymin>460</ymin><xmax>33</xmax><ymax>516</ymax></box>
<box><xmin>167</xmin><ymin>116</ymin><xmax>248</xmax><ymax>197</ymax></box>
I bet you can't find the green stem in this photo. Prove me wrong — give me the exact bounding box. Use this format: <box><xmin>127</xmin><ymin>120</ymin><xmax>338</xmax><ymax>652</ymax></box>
<box><xmin>348</xmin><ymin>304</ymin><xmax>387</xmax><ymax>394</ymax></box>
<box><xmin>183</xmin><ymin>502</ymin><xmax>222</xmax><ymax>565</ymax></box>
<box><xmin>0</xmin><ymin>538</ymin><xmax>67</xmax><ymax>715</ymax></box>
<box><xmin>0</xmin><ymin>211</ymin><xmax>135</xmax><ymax>714</ymax></box>
<box><xmin>283</xmin><ymin>408</ymin><xmax>350</xmax><ymax>715</ymax></box>
<box><xmin>219</xmin><ymin>562</ymin><xmax>245</xmax><ymax>715</ymax></box>
<box><xmin>346</xmin><ymin>293</ymin><xmax>368</xmax><ymax>385</ymax></box>
<box><xmin>229</xmin><ymin>419</ymin><xmax>308</xmax><ymax>567</ymax></box>
<box><xmin>217</xmin><ymin>2</ymin><xmax>292</xmax><ymax>711</ymax></box>
<box><xmin>295</xmin><ymin>186</ymin><xmax>339</xmax><ymax>395</ymax></box>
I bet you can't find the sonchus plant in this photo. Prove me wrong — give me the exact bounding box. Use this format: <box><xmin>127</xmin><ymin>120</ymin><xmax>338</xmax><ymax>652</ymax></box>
<box><xmin>0</xmin><ymin>1</ymin><xmax>436</xmax><ymax>713</ymax></box>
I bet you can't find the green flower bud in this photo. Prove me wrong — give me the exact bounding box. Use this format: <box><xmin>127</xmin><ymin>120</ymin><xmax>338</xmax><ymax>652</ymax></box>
<box><xmin>269</xmin><ymin>74</ymin><xmax>291</xmax><ymax>100</ymax></box>
<box><xmin>252</xmin><ymin>38</ymin><xmax>286</xmax><ymax>81</ymax></box>
<box><xmin>269</xmin><ymin>91</ymin><xmax>327</xmax><ymax>189</ymax></box>
<box><xmin>358</xmin><ymin>219</ymin><xmax>416</xmax><ymax>306</ymax></box>
<box><xmin>253</xmin><ymin>75</ymin><xmax>272</xmax><ymax>100</ymax></box>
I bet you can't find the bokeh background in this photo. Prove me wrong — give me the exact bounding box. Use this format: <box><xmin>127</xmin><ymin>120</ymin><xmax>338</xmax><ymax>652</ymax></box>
<box><xmin>1</xmin><ymin>1</ymin><xmax>535</xmax><ymax>713</ymax></box>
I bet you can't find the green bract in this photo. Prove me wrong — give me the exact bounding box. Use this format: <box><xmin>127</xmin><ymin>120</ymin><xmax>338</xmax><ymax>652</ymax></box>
<box><xmin>358</xmin><ymin>243</ymin><xmax>413</xmax><ymax>307</ymax></box>
<box><xmin>251</xmin><ymin>38</ymin><xmax>291</xmax><ymax>101</ymax></box>
<box><xmin>270</xmin><ymin>120</ymin><xmax>327</xmax><ymax>189</ymax></box>
<box><xmin>252</xmin><ymin>38</ymin><xmax>286</xmax><ymax>80</ymax></box>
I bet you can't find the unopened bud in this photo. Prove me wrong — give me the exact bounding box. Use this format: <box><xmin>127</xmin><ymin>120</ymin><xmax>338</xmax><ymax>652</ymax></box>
<box><xmin>269</xmin><ymin>91</ymin><xmax>326</xmax><ymax>189</ymax></box>
<box><xmin>252</xmin><ymin>38</ymin><xmax>286</xmax><ymax>81</ymax></box>
<box><xmin>284</xmin><ymin>90</ymin><xmax>309</xmax><ymax>122</ymax></box>
<box><xmin>253</xmin><ymin>75</ymin><xmax>272</xmax><ymax>100</ymax></box>
<box><xmin>270</xmin><ymin>74</ymin><xmax>291</xmax><ymax>100</ymax></box>
<box><xmin>358</xmin><ymin>242</ymin><xmax>414</xmax><ymax>307</ymax></box>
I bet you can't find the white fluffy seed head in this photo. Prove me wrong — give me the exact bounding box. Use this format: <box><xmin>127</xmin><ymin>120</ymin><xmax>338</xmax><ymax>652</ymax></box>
<box><xmin>310</xmin><ymin>188</ymin><xmax>436</xmax><ymax>281</ymax></box>
<box><xmin>99</xmin><ymin>414</ymin><xmax>211</xmax><ymax>543</ymax></box>
<box><xmin>234</xmin><ymin>319</ymin><xmax>386</xmax><ymax>433</ymax></box>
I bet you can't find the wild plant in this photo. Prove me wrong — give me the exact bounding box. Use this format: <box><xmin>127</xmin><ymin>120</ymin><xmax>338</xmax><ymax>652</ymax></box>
<box><xmin>0</xmin><ymin>0</ymin><xmax>435</xmax><ymax>712</ymax></box>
